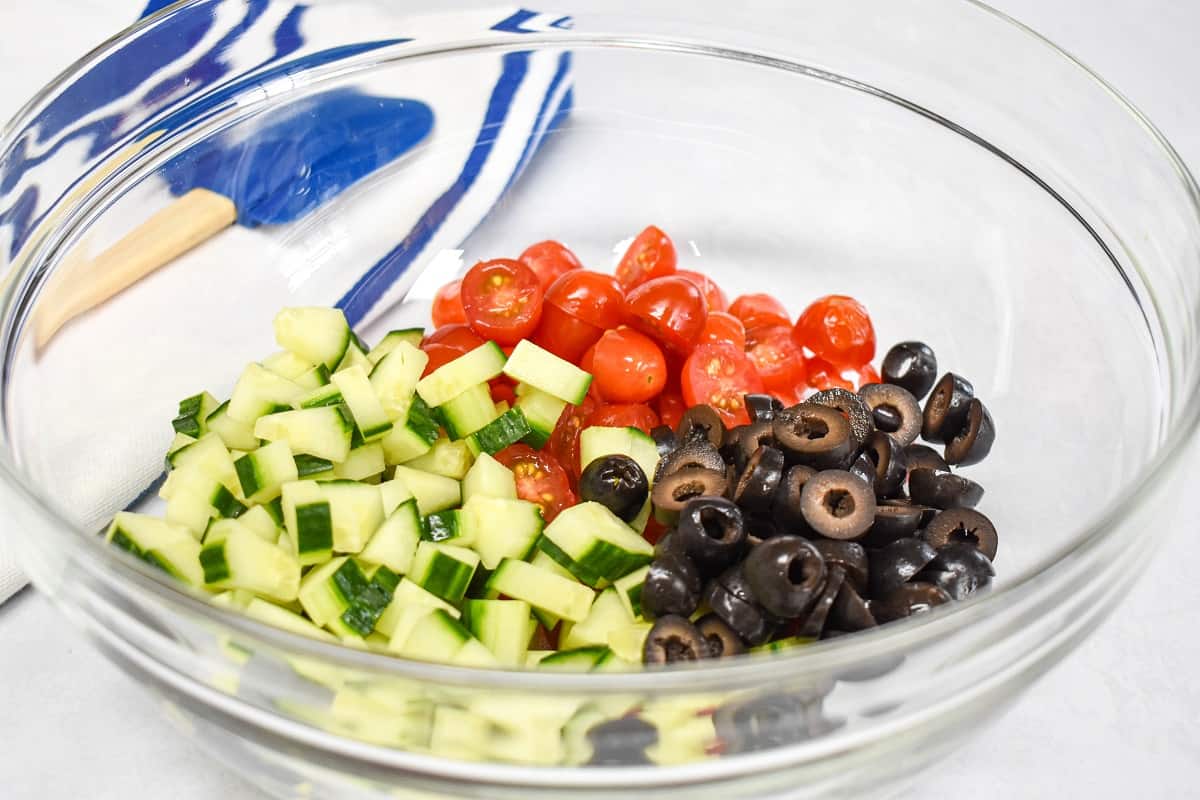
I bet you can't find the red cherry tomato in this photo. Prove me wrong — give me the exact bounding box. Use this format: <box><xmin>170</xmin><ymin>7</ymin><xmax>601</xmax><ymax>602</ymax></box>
<box><xmin>421</xmin><ymin>323</ymin><xmax>485</xmax><ymax>352</ymax></box>
<box><xmin>615</xmin><ymin>225</ymin><xmax>677</xmax><ymax>291</ymax></box>
<box><xmin>729</xmin><ymin>293</ymin><xmax>790</xmax><ymax>331</ymax></box>
<box><xmin>531</xmin><ymin>302</ymin><xmax>604</xmax><ymax>364</ymax></box>
<box><xmin>656</xmin><ymin>391</ymin><xmax>687</xmax><ymax>430</ymax></box>
<box><xmin>745</xmin><ymin>325</ymin><xmax>807</xmax><ymax>397</ymax></box>
<box><xmin>460</xmin><ymin>259</ymin><xmax>544</xmax><ymax>345</ymax></box>
<box><xmin>588</xmin><ymin>403</ymin><xmax>660</xmax><ymax>435</ymax></box>
<box><xmin>548</xmin><ymin>395</ymin><xmax>596</xmax><ymax>481</ymax></box>
<box><xmin>544</xmin><ymin>270</ymin><xmax>626</xmax><ymax>331</ymax></box>
<box><xmin>642</xmin><ymin>516</ymin><xmax>669</xmax><ymax>545</ymax></box>
<box><xmin>793</xmin><ymin>294</ymin><xmax>876</xmax><ymax>369</ymax></box>
<box><xmin>490</xmin><ymin>380</ymin><xmax>517</xmax><ymax>406</ymax></box>
<box><xmin>420</xmin><ymin>344</ymin><xmax>466</xmax><ymax>377</ymax></box>
<box><xmin>494</xmin><ymin>444</ymin><xmax>576</xmax><ymax>522</ymax></box>
<box><xmin>625</xmin><ymin>276</ymin><xmax>708</xmax><ymax>357</ymax></box>
<box><xmin>431</xmin><ymin>279</ymin><xmax>467</xmax><ymax>327</ymax></box>
<box><xmin>857</xmin><ymin>363</ymin><xmax>882</xmax><ymax>387</ymax></box>
<box><xmin>681</xmin><ymin>343</ymin><xmax>764</xmax><ymax>427</ymax></box>
<box><xmin>804</xmin><ymin>356</ymin><xmax>855</xmax><ymax>392</ymax></box>
<box><xmin>698</xmin><ymin>310</ymin><xmax>746</xmax><ymax>350</ymax></box>
<box><xmin>590</xmin><ymin>327</ymin><xmax>668</xmax><ymax>404</ymax></box>
<box><xmin>676</xmin><ymin>269</ymin><xmax>728</xmax><ymax>312</ymax></box>
<box><xmin>519</xmin><ymin>240</ymin><xmax>582</xmax><ymax>291</ymax></box>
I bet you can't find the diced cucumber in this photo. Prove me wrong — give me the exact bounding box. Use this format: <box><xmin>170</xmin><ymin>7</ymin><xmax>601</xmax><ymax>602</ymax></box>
<box><xmin>254</xmin><ymin>405</ymin><xmax>353</xmax><ymax>463</ymax></box>
<box><xmin>274</xmin><ymin>306</ymin><xmax>352</xmax><ymax>370</ymax></box>
<box><xmin>375</xmin><ymin>578</ymin><xmax>460</xmax><ymax>638</ymax></box>
<box><xmin>262</xmin><ymin>350</ymin><xmax>315</xmax><ymax>380</ymax></box>
<box><xmin>238</xmin><ymin>504</ymin><xmax>280</xmax><ymax>541</ymax></box>
<box><xmin>579</xmin><ymin>426</ymin><xmax>660</xmax><ymax>487</ymax></box>
<box><xmin>392</xmin><ymin>465</ymin><xmax>461</xmax><ymax>515</ymax></box>
<box><xmin>560</xmin><ymin>588</ymin><xmax>633</xmax><ymax>650</ymax></box>
<box><xmin>462</xmin><ymin>452</ymin><xmax>517</xmax><ymax>502</ymax></box>
<box><xmin>463</xmin><ymin>599</ymin><xmax>533</xmax><ymax>666</ymax></box>
<box><xmin>281</xmin><ymin>480</ymin><xmax>333</xmax><ymax>564</ymax></box>
<box><xmin>200</xmin><ymin>520</ymin><xmax>301</xmax><ymax>602</ymax></box>
<box><xmin>294</xmin><ymin>453</ymin><xmax>334</xmax><ymax>478</ymax></box>
<box><xmin>370</xmin><ymin>341</ymin><xmax>429</xmax><ymax>421</ymax></box>
<box><xmin>524</xmin><ymin>650</ymin><xmax>554</xmax><ymax>667</ymax></box>
<box><xmin>381</xmin><ymin>421</ymin><xmax>434</xmax><ymax>465</ymax></box>
<box><xmin>538</xmin><ymin>646</ymin><xmax>609</xmax><ymax>672</ymax></box>
<box><xmin>332</xmin><ymin>365</ymin><xmax>393</xmax><ymax>441</ymax></box>
<box><xmin>416</xmin><ymin>342</ymin><xmax>507</xmax><ymax>408</ymax></box>
<box><xmin>233</xmin><ymin>440</ymin><xmax>299</xmax><ymax>504</ymax></box>
<box><xmin>296</xmin><ymin>382</ymin><xmax>344</xmax><ymax>409</ymax></box>
<box><xmin>593</xmin><ymin>648</ymin><xmax>638</xmax><ymax>672</ymax></box>
<box><xmin>171</xmin><ymin>391</ymin><xmax>219</xmax><ymax>437</ymax></box>
<box><xmin>607</xmin><ymin>622</ymin><xmax>652</xmax><ymax>663</ymax></box>
<box><xmin>163</xmin><ymin>466</ymin><xmax>245</xmax><ymax>536</ymax></box>
<box><xmin>437</xmin><ymin>382</ymin><xmax>497</xmax><ymax>440</ymax></box>
<box><xmin>166</xmin><ymin>432</ymin><xmax>196</xmax><ymax>460</ymax></box>
<box><xmin>294</xmin><ymin>364</ymin><xmax>332</xmax><ymax>390</ymax></box>
<box><xmin>454</xmin><ymin>638</ymin><xmax>501</xmax><ymax>668</ymax></box>
<box><xmin>378</xmin><ymin>478</ymin><xmax>414</xmax><ymax>515</ymax></box>
<box><xmin>461</xmin><ymin>496</ymin><xmax>543</xmax><ymax>569</ymax></box>
<box><xmin>382</xmin><ymin>605</ymin><xmax>439</xmax><ymax>652</ymax></box>
<box><xmin>297</xmin><ymin>556</ymin><xmax>395</xmax><ymax>635</ymax></box>
<box><xmin>526</xmin><ymin>550</ymin><xmax>575</xmax><ymax>629</ymax></box>
<box><xmin>410</xmin><ymin>541</ymin><xmax>479</xmax><ymax>605</ymax></box>
<box><xmin>539</xmin><ymin>501</ymin><xmax>654</xmax><ymax>586</ymax></box>
<box><xmin>465</xmin><ymin>408</ymin><xmax>533</xmax><ymax>456</ymax></box>
<box><xmin>205</xmin><ymin>400</ymin><xmax>260</xmax><ymax>451</ymax></box>
<box><xmin>502</xmin><ymin>340</ymin><xmax>592</xmax><ymax>405</ymax></box>
<box><xmin>613</xmin><ymin>565</ymin><xmax>649</xmax><ymax>619</ymax></box>
<box><xmin>335</xmin><ymin>338</ymin><xmax>371</xmax><ymax>374</ymax></box>
<box><xmin>332</xmin><ymin>442</ymin><xmax>385</xmax><ymax>481</ymax></box>
<box><xmin>485</xmin><ymin>558</ymin><xmax>594</xmax><ymax>623</ymax></box>
<box><xmin>228</xmin><ymin>364</ymin><xmax>304</xmax><ymax>423</ymax></box>
<box><xmin>515</xmin><ymin>388</ymin><xmax>568</xmax><ymax>449</ymax></box>
<box><xmin>105</xmin><ymin>512</ymin><xmax>203</xmax><ymax>586</ymax></box>
<box><xmin>319</xmin><ymin>480</ymin><xmax>385</xmax><ymax>553</ymax></box>
<box><xmin>358</xmin><ymin>499</ymin><xmax>420</xmax><ymax>574</ymax></box>
<box><xmin>403</xmin><ymin>437</ymin><xmax>474</xmax><ymax>479</ymax></box>
<box><xmin>420</xmin><ymin>509</ymin><xmax>467</xmax><ymax>544</ymax></box>
<box><xmin>166</xmin><ymin>432</ymin><xmax>238</xmax><ymax>494</ymax></box>
<box><xmin>395</xmin><ymin>608</ymin><xmax>472</xmax><ymax>662</ymax></box>
<box><xmin>749</xmin><ymin>636</ymin><xmax>815</xmax><ymax>654</ymax></box>
<box><xmin>368</xmin><ymin>328</ymin><xmax>425</xmax><ymax>366</ymax></box>
<box><xmin>243</xmin><ymin>598</ymin><xmax>336</xmax><ymax>642</ymax></box>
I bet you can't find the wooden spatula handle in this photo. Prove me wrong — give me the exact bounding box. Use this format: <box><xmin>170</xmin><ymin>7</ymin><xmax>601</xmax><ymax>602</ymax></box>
<box><xmin>36</xmin><ymin>187</ymin><xmax>237</xmax><ymax>346</ymax></box>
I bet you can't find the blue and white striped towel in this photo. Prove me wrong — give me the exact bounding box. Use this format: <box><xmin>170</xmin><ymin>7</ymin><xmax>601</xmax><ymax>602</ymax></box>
<box><xmin>0</xmin><ymin>1</ymin><xmax>573</xmax><ymax>604</ymax></box>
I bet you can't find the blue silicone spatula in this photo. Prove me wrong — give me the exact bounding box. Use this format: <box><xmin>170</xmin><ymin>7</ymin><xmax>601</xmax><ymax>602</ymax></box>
<box><xmin>37</xmin><ymin>88</ymin><xmax>433</xmax><ymax>344</ymax></box>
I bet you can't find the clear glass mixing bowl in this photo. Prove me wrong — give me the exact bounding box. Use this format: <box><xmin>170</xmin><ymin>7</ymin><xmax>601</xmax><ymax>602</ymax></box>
<box><xmin>3</xmin><ymin>1</ymin><xmax>1199</xmax><ymax>797</ymax></box>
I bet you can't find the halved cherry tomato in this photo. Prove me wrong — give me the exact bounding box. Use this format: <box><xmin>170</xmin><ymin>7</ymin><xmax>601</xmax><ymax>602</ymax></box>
<box><xmin>490</xmin><ymin>380</ymin><xmax>517</xmax><ymax>406</ymax></box>
<box><xmin>431</xmin><ymin>279</ymin><xmax>467</xmax><ymax>327</ymax></box>
<box><xmin>681</xmin><ymin>343</ymin><xmax>764</xmax><ymax>426</ymax></box>
<box><xmin>615</xmin><ymin>225</ymin><xmax>677</xmax><ymax>291</ymax></box>
<box><xmin>625</xmin><ymin>276</ymin><xmax>708</xmax><ymax>357</ymax></box>
<box><xmin>793</xmin><ymin>294</ymin><xmax>875</xmax><ymax>369</ymax></box>
<box><xmin>532</xmin><ymin>302</ymin><xmax>604</xmax><ymax>364</ymax></box>
<box><xmin>590</xmin><ymin>327</ymin><xmax>668</xmax><ymax>404</ymax></box>
<box><xmin>642</xmin><ymin>516</ymin><xmax>669</xmax><ymax>545</ymax></box>
<box><xmin>745</xmin><ymin>324</ymin><xmax>807</xmax><ymax>397</ymax></box>
<box><xmin>804</xmin><ymin>356</ymin><xmax>854</xmax><ymax>391</ymax></box>
<box><xmin>544</xmin><ymin>270</ymin><xmax>626</xmax><ymax>330</ymax></box>
<box><xmin>494</xmin><ymin>444</ymin><xmax>576</xmax><ymax>522</ymax></box>
<box><xmin>699</xmin><ymin>310</ymin><xmax>746</xmax><ymax>350</ymax></box>
<box><xmin>548</xmin><ymin>395</ymin><xmax>596</xmax><ymax>481</ymax></box>
<box><xmin>656</xmin><ymin>391</ymin><xmax>687</xmax><ymax>430</ymax></box>
<box><xmin>588</xmin><ymin>403</ymin><xmax>660</xmax><ymax>435</ymax></box>
<box><xmin>420</xmin><ymin>343</ymin><xmax>466</xmax><ymax>377</ymax></box>
<box><xmin>729</xmin><ymin>293</ymin><xmax>790</xmax><ymax>331</ymax></box>
<box><xmin>460</xmin><ymin>259</ymin><xmax>544</xmax><ymax>345</ymax></box>
<box><xmin>676</xmin><ymin>269</ymin><xmax>728</xmax><ymax>312</ymax></box>
<box><xmin>858</xmin><ymin>363</ymin><xmax>882</xmax><ymax>387</ymax></box>
<box><xmin>519</xmin><ymin>240</ymin><xmax>582</xmax><ymax>291</ymax></box>
<box><xmin>421</xmin><ymin>323</ymin><xmax>485</xmax><ymax>352</ymax></box>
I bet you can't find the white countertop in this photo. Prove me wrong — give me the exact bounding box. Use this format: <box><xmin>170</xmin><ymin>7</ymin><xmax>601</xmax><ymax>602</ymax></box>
<box><xmin>2</xmin><ymin>1</ymin><xmax>1199</xmax><ymax>797</ymax></box>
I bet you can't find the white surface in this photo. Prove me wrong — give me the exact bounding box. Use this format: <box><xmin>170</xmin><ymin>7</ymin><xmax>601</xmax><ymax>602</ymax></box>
<box><xmin>1</xmin><ymin>1</ymin><xmax>1199</xmax><ymax>798</ymax></box>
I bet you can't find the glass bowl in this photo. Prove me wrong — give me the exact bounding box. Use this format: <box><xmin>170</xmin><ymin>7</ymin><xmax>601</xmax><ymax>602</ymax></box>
<box><xmin>3</xmin><ymin>1</ymin><xmax>1199</xmax><ymax>797</ymax></box>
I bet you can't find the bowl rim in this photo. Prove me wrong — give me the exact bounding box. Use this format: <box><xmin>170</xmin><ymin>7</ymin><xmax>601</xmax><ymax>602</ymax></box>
<box><xmin>2</xmin><ymin>0</ymin><xmax>1200</xmax><ymax>693</ymax></box>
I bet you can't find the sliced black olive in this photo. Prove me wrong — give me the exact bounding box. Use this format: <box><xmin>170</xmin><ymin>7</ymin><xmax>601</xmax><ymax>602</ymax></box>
<box><xmin>641</xmin><ymin>552</ymin><xmax>703</xmax><ymax>618</ymax></box>
<box><xmin>810</xmin><ymin>540</ymin><xmax>868</xmax><ymax>592</ymax></box>
<box><xmin>771</xmin><ymin>464</ymin><xmax>817</xmax><ymax>534</ymax></box>
<box><xmin>857</xmin><ymin>383</ymin><xmax>922</xmax><ymax>447</ymax></box>
<box><xmin>862</xmin><ymin>501</ymin><xmax>925</xmax><ymax>548</ymax></box>
<box><xmin>733</xmin><ymin>445</ymin><xmax>786</xmax><ymax>513</ymax></box>
<box><xmin>943</xmin><ymin>397</ymin><xmax>995</xmax><ymax>467</ymax></box>
<box><xmin>643</xmin><ymin>614</ymin><xmax>709</xmax><ymax>664</ymax></box>
<box><xmin>868</xmin><ymin>537</ymin><xmax>938</xmax><ymax>598</ymax></box>
<box><xmin>706</xmin><ymin>565</ymin><xmax>776</xmax><ymax>646</ymax></box>
<box><xmin>713</xmin><ymin>690</ymin><xmax>833</xmax><ymax>753</ymax></box>
<box><xmin>881</xmin><ymin>341</ymin><xmax>938</xmax><ymax>400</ymax></box>
<box><xmin>903</xmin><ymin>443</ymin><xmax>949</xmax><ymax>473</ymax></box>
<box><xmin>828</xmin><ymin>582</ymin><xmax>877</xmax><ymax>632</ymax></box>
<box><xmin>907</xmin><ymin>468</ymin><xmax>984</xmax><ymax>510</ymax></box>
<box><xmin>745</xmin><ymin>393</ymin><xmax>784</xmax><ymax>423</ymax></box>
<box><xmin>652</xmin><ymin>466</ymin><xmax>729</xmax><ymax>514</ymax></box>
<box><xmin>859</xmin><ymin>431</ymin><xmax>908</xmax><ymax>499</ymax></box>
<box><xmin>921</xmin><ymin>507</ymin><xmax>998</xmax><ymax>560</ymax></box>
<box><xmin>650</xmin><ymin>425</ymin><xmax>677</xmax><ymax>461</ymax></box>
<box><xmin>870</xmin><ymin>582</ymin><xmax>951</xmax><ymax>623</ymax></box>
<box><xmin>696</xmin><ymin>613</ymin><xmax>746</xmax><ymax>658</ymax></box>
<box><xmin>653</xmin><ymin>528</ymin><xmax>683</xmax><ymax>559</ymax></box>
<box><xmin>655</xmin><ymin>438</ymin><xmax>726</xmax><ymax>481</ymax></box>
<box><xmin>917</xmin><ymin>542</ymin><xmax>995</xmax><ymax>600</ymax></box>
<box><xmin>773</xmin><ymin>404</ymin><xmax>853</xmax><ymax>469</ymax></box>
<box><xmin>734</xmin><ymin>421</ymin><xmax>776</xmax><ymax>471</ymax></box>
<box><xmin>847</xmin><ymin>451</ymin><xmax>876</xmax><ymax>489</ymax></box>
<box><xmin>677</xmin><ymin>496</ymin><xmax>747</xmax><ymax>573</ymax></box>
<box><xmin>799</xmin><ymin>469</ymin><xmax>876</xmax><ymax>540</ymax></box>
<box><xmin>586</xmin><ymin>716</ymin><xmax>658</xmax><ymax>766</ymax></box>
<box><xmin>743</xmin><ymin>535</ymin><xmax>827</xmax><ymax>618</ymax></box>
<box><xmin>797</xmin><ymin>567</ymin><xmax>845</xmax><ymax>638</ymax></box>
<box><xmin>578</xmin><ymin>454</ymin><xmax>649</xmax><ymax>523</ymax></box>
<box><xmin>808</xmin><ymin>387</ymin><xmax>874</xmax><ymax>445</ymax></box>
<box><xmin>744</xmin><ymin>513</ymin><xmax>784</xmax><ymax>541</ymax></box>
<box><xmin>677</xmin><ymin>404</ymin><xmax>725</xmax><ymax>449</ymax></box>
<box><xmin>921</xmin><ymin>373</ymin><xmax>975</xmax><ymax>444</ymax></box>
